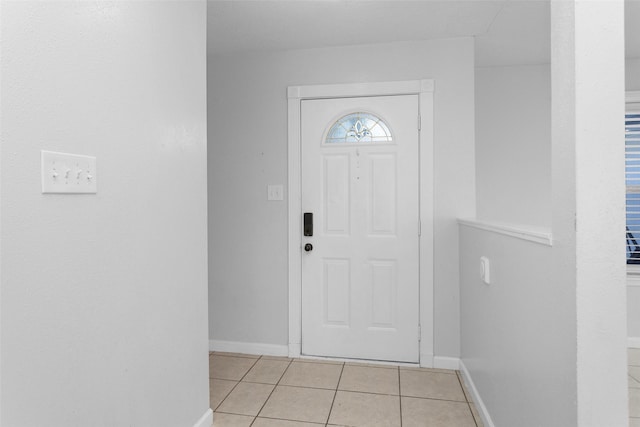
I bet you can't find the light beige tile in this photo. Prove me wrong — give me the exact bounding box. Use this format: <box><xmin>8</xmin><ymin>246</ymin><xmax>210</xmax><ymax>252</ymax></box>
<box><xmin>345</xmin><ymin>361</ymin><xmax>399</xmax><ymax>370</ymax></box>
<box><xmin>338</xmin><ymin>365</ymin><xmax>399</xmax><ymax>395</ymax></box>
<box><xmin>210</xmin><ymin>355</ymin><xmax>257</xmax><ymax>380</ymax></box>
<box><xmin>631</xmin><ymin>366</ymin><xmax>640</xmax><ymax>383</ymax></box>
<box><xmin>328</xmin><ymin>391</ymin><xmax>400</xmax><ymax>427</ymax></box>
<box><xmin>402</xmin><ymin>397</ymin><xmax>476</xmax><ymax>427</ymax></box>
<box><xmin>212</xmin><ymin>412</ymin><xmax>254</xmax><ymax>427</ymax></box>
<box><xmin>243</xmin><ymin>358</ymin><xmax>291</xmax><ymax>384</ymax></box>
<box><xmin>631</xmin><ymin>388</ymin><xmax>640</xmax><ymax>418</ymax></box>
<box><xmin>210</xmin><ymin>378</ymin><xmax>237</xmax><ymax>411</ymax></box>
<box><xmin>280</xmin><ymin>361</ymin><xmax>343</xmax><ymax>389</ymax></box>
<box><xmin>630</xmin><ymin>374</ymin><xmax>640</xmax><ymax>389</ymax></box>
<box><xmin>400</xmin><ymin>369</ymin><xmax>466</xmax><ymax>401</ymax></box>
<box><xmin>261</xmin><ymin>355</ymin><xmax>293</xmax><ymax>361</ymax></box>
<box><xmin>630</xmin><ymin>348</ymin><xmax>640</xmax><ymax>367</ymax></box>
<box><xmin>456</xmin><ymin>371</ymin><xmax>472</xmax><ymax>402</ymax></box>
<box><xmin>213</xmin><ymin>351</ymin><xmax>260</xmax><ymax>359</ymax></box>
<box><xmin>253</xmin><ymin>418</ymin><xmax>323</xmax><ymax>427</ymax></box>
<box><xmin>216</xmin><ymin>382</ymin><xmax>275</xmax><ymax>416</ymax></box>
<box><xmin>259</xmin><ymin>385</ymin><xmax>335</xmax><ymax>423</ymax></box>
<box><xmin>469</xmin><ymin>402</ymin><xmax>484</xmax><ymax>427</ymax></box>
<box><xmin>630</xmin><ymin>417</ymin><xmax>640</xmax><ymax>427</ymax></box>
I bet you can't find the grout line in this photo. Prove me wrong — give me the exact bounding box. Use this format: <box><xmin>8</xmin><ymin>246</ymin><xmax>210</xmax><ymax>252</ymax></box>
<box><xmin>325</xmin><ymin>362</ymin><xmax>345</xmax><ymax>425</ymax></box>
<box><xmin>250</xmin><ymin>357</ymin><xmax>294</xmax><ymax>425</ymax></box>
<box><xmin>212</xmin><ymin>356</ymin><xmax>261</xmax><ymax>412</ymax></box>
<box><xmin>212</xmin><ymin>382</ymin><xmax>240</xmax><ymax>413</ymax></box>
<box><xmin>456</xmin><ymin>371</ymin><xmax>480</xmax><ymax>427</ymax></box>
<box><xmin>253</xmin><ymin>415</ymin><xmax>325</xmax><ymax>425</ymax></box>
<box><xmin>398</xmin><ymin>367</ymin><xmax>403</xmax><ymax>427</ymax></box>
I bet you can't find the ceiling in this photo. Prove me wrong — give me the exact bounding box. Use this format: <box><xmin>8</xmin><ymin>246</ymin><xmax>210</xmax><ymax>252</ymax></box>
<box><xmin>207</xmin><ymin>0</ymin><xmax>640</xmax><ymax>67</ymax></box>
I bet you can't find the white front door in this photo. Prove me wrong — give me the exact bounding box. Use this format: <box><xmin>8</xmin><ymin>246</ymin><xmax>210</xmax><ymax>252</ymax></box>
<box><xmin>301</xmin><ymin>94</ymin><xmax>420</xmax><ymax>363</ymax></box>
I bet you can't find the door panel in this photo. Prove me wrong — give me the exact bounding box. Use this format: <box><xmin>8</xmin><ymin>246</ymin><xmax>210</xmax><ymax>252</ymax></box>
<box><xmin>301</xmin><ymin>95</ymin><xmax>419</xmax><ymax>363</ymax></box>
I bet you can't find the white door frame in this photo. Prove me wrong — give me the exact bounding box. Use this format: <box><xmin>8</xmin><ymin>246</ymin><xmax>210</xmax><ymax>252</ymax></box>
<box><xmin>287</xmin><ymin>80</ymin><xmax>435</xmax><ymax>367</ymax></box>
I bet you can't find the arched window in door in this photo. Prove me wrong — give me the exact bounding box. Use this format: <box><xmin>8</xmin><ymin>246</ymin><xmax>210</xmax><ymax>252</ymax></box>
<box><xmin>325</xmin><ymin>112</ymin><xmax>393</xmax><ymax>144</ymax></box>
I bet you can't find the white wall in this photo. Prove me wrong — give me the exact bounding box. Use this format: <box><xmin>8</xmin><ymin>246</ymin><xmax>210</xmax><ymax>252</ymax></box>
<box><xmin>462</xmin><ymin>64</ymin><xmax>576</xmax><ymax>426</ymax></box>
<box><xmin>208</xmin><ymin>38</ymin><xmax>475</xmax><ymax>358</ymax></box>
<box><xmin>0</xmin><ymin>2</ymin><xmax>210</xmax><ymax>426</ymax></box>
<box><xmin>475</xmin><ymin>65</ymin><xmax>551</xmax><ymax>227</ymax></box>
<box><xmin>462</xmin><ymin>3</ymin><xmax>628</xmax><ymax>424</ymax></box>
<box><xmin>459</xmin><ymin>227</ymin><xmax>574</xmax><ymax>426</ymax></box>
<box><xmin>628</xmin><ymin>58</ymin><xmax>640</xmax><ymax>91</ymax></box>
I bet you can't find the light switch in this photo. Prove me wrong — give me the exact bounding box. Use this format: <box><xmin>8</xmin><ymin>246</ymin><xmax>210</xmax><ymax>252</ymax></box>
<box><xmin>41</xmin><ymin>150</ymin><xmax>97</xmax><ymax>194</ymax></box>
<box><xmin>267</xmin><ymin>184</ymin><xmax>284</xmax><ymax>201</ymax></box>
<box><xmin>480</xmin><ymin>256</ymin><xmax>491</xmax><ymax>285</ymax></box>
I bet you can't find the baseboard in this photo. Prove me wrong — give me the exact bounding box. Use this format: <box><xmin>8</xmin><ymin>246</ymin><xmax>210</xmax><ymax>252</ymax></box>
<box><xmin>629</xmin><ymin>337</ymin><xmax>640</xmax><ymax>348</ymax></box>
<box><xmin>433</xmin><ymin>356</ymin><xmax>460</xmax><ymax>370</ymax></box>
<box><xmin>459</xmin><ymin>360</ymin><xmax>495</xmax><ymax>427</ymax></box>
<box><xmin>209</xmin><ymin>340</ymin><xmax>289</xmax><ymax>357</ymax></box>
<box><xmin>419</xmin><ymin>353</ymin><xmax>434</xmax><ymax>368</ymax></box>
<box><xmin>193</xmin><ymin>408</ymin><xmax>213</xmax><ymax>427</ymax></box>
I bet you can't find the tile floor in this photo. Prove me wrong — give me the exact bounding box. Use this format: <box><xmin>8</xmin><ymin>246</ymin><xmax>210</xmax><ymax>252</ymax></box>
<box><xmin>209</xmin><ymin>352</ymin><xmax>484</xmax><ymax>427</ymax></box>
<box><xmin>630</xmin><ymin>348</ymin><xmax>640</xmax><ymax>426</ymax></box>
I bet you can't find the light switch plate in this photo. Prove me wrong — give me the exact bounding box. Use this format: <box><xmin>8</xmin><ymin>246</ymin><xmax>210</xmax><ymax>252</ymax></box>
<box><xmin>41</xmin><ymin>150</ymin><xmax>97</xmax><ymax>194</ymax></box>
<box><xmin>267</xmin><ymin>184</ymin><xmax>284</xmax><ymax>201</ymax></box>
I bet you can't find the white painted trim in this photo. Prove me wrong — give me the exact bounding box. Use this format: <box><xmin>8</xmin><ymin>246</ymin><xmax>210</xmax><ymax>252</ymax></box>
<box><xmin>419</xmin><ymin>353</ymin><xmax>434</xmax><ymax>368</ymax></box>
<box><xmin>457</xmin><ymin>218</ymin><xmax>553</xmax><ymax>246</ymax></box>
<box><xmin>287</xmin><ymin>80</ymin><xmax>434</xmax><ymax>100</ymax></box>
<box><xmin>193</xmin><ymin>409</ymin><xmax>213</xmax><ymax>427</ymax></box>
<box><xmin>433</xmin><ymin>356</ymin><xmax>460</xmax><ymax>370</ymax></box>
<box><xmin>629</xmin><ymin>337</ymin><xmax>640</xmax><ymax>349</ymax></box>
<box><xmin>209</xmin><ymin>340</ymin><xmax>288</xmax><ymax>357</ymax></box>
<box><xmin>459</xmin><ymin>360</ymin><xmax>496</xmax><ymax>427</ymax></box>
<box><xmin>627</xmin><ymin>91</ymin><xmax>640</xmax><ymax>104</ymax></box>
<box><xmin>287</xmin><ymin>80</ymin><xmax>435</xmax><ymax>363</ymax></box>
<box><xmin>628</xmin><ymin>274</ymin><xmax>640</xmax><ymax>287</ymax></box>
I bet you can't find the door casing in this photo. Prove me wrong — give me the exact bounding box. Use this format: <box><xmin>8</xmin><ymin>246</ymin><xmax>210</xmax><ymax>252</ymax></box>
<box><xmin>287</xmin><ymin>80</ymin><xmax>435</xmax><ymax>367</ymax></box>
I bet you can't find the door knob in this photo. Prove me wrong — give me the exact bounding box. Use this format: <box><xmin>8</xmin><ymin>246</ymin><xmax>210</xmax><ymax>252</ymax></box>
<box><xmin>304</xmin><ymin>243</ymin><xmax>313</xmax><ymax>252</ymax></box>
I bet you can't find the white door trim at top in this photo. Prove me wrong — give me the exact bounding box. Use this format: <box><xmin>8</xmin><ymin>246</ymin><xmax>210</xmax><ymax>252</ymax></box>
<box><xmin>287</xmin><ymin>80</ymin><xmax>435</xmax><ymax>367</ymax></box>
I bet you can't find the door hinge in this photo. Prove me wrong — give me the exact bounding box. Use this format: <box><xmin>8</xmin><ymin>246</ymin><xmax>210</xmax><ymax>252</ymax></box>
<box><xmin>417</xmin><ymin>114</ymin><xmax>421</xmax><ymax>131</ymax></box>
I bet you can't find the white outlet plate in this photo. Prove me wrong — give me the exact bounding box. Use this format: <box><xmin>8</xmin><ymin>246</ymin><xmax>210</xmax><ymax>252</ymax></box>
<box><xmin>267</xmin><ymin>184</ymin><xmax>284</xmax><ymax>201</ymax></box>
<box><xmin>41</xmin><ymin>150</ymin><xmax>97</xmax><ymax>194</ymax></box>
<box><xmin>480</xmin><ymin>256</ymin><xmax>491</xmax><ymax>285</ymax></box>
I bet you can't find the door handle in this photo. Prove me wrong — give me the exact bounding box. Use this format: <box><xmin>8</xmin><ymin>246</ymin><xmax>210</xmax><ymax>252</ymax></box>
<box><xmin>304</xmin><ymin>243</ymin><xmax>313</xmax><ymax>252</ymax></box>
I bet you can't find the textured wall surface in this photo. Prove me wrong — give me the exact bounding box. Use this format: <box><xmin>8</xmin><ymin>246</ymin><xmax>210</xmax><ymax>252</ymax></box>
<box><xmin>1</xmin><ymin>2</ymin><xmax>209</xmax><ymax>426</ymax></box>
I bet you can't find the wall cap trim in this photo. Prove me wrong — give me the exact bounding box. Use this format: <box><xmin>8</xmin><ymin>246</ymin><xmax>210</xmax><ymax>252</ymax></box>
<box><xmin>458</xmin><ymin>218</ymin><xmax>553</xmax><ymax>246</ymax></box>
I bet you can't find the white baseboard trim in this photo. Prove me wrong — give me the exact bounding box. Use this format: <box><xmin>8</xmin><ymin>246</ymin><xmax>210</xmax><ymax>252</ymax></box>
<box><xmin>629</xmin><ymin>337</ymin><xmax>640</xmax><ymax>348</ymax></box>
<box><xmin>433</xmin><ymin>356</ymin><xmax>460</xmax><ymax>370</ymax></box>
<box><xmin>459</xmin><ymin>360</ymin><xmax>495</xmax><ymax>427</ymax></box>
<box><xmin>209</xmin><ymin>340</ymin><xmax>289</xmax><ymax>357</ymax></box>
<box><xmin>420</xmin><ymin>353</ymin><xmax>434</xmax><ymax>368</ymax></box>
<box><xmin>193</xmin><ymin>408</ymin><xmax>213</xmax><ymax>427</ymax></box>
